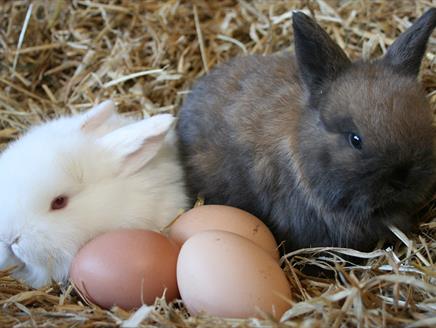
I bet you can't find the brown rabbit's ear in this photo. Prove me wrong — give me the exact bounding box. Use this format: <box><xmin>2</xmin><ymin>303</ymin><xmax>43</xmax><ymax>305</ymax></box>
<box><xmin>292</xmin><ymin>12</ymin><xmax>351</xmax><ymax>97</ymax></box>
<box><xmin>383</xmin><ymin>8</ymin><xmax>436</xmax><ymax>77</ymax></box>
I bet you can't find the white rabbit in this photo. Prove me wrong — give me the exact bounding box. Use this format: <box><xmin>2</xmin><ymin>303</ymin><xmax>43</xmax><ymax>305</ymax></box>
<box><xmin>0</xmin><ymin>100</ymin><xmax>188</xmax><ymax>288</ymax></box>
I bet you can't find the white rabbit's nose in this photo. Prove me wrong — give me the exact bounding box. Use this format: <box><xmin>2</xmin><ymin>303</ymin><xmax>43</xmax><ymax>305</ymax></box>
<box><xmin>11</xmin><ymin>236</ymin><xmax>20</xmax><ymax>245</ymax></box>
<box><xmin>0</xmin><ymin>233</ymin><xmax>20</xmax><ymax>245</ymax></box>
<box><xmin>0</xmin><ymin>240</ymin><xmax>22</xmax><ymax>270</ymax></box>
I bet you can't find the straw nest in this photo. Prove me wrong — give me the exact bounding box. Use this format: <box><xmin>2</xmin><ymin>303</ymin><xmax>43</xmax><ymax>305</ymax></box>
<box><xmin>0</xmin><ymin>0</ymin><xmax>435</xmax><ymax>327</ymax></box>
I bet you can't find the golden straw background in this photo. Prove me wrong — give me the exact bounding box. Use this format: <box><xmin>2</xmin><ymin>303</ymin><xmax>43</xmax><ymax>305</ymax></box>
<box><xmin>0</xmin><ymin>0</ymin><xmax>435</xmax><ymax>327</ymax></box>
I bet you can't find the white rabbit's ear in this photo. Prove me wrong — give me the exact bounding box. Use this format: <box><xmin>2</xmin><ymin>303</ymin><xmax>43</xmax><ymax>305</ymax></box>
<box><xmin>81</xmin><ymin>100</ymin><xmax>117</xmax><ymax>133</ymax></box>
<box><xmin>99</xmin><ymin>114</ymin><xmax>175</xmax><ymax>176</ymax></box>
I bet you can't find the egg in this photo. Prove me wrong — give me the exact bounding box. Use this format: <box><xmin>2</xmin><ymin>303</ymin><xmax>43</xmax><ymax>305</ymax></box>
<box><xmin>169</xmin><ymin>205</ymin><xmax>279</xmax><ymax>259</ymax></box>
<box><xmin>177</xmin><ymin>230</ymin><xmax>292</xmax><ymax>319</ymax></box>
<box><xmin>70</xmin><ymin>229</ymin><xmax>179</xmax><ymax>310</ymax></box>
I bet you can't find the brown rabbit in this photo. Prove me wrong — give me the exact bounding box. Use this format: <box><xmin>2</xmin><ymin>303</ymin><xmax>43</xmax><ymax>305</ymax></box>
<box><xmin>177</xmin><ymin>10</ymin><xmax>436</xmax><ymax>252</ymax></box>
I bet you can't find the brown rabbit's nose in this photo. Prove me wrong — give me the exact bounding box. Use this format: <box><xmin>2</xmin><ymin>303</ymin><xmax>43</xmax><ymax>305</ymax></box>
<box><xmin>388</xmin><ymin>162</ymin><xmax>413</xmax><ymax>190</ymax></box>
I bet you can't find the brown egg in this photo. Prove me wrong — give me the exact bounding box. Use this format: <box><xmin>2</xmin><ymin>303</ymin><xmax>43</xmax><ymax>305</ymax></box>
<box><xmin>168</xmin><ymin>205</ymin><xmax>279</xmax><ymax>260</ymax></box>
<box><xmin>177</xmin><ymin>230</ymin><xmax>292</xmax><ymax>319</ymax></box>
<box><xmin>70</xmin><ymin>229</ymin><xmax>179</xmax><ymax>310</ymax></box>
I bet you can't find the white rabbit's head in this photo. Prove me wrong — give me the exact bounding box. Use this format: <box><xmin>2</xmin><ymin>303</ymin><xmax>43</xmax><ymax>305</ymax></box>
<box><xmin>0</xmin><ymin>100</ymin><xmax>184</xmax><ymax>287</ymax></box>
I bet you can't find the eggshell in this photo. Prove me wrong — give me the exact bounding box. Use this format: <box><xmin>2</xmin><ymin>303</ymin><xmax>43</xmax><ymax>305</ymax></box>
<box><xmin>169</xmin><ymin>205</ymin><xmax>279</xmax><ymax>260</ymax></box>
<box><xmin>177</xmin><ymin>230</ymin><xmax>292</xmax><ymax>319</ymax></box>
<box><xmin>70</xmin><ymin>229</ymin><xmax>179</xmax><ymax>310</ymax></box>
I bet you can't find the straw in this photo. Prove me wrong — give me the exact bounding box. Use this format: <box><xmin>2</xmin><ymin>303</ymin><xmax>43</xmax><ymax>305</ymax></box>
<box><xmin>0</xmin><ymin>1</ymin><xmax>435</xmax><ymax>327</ymax></box>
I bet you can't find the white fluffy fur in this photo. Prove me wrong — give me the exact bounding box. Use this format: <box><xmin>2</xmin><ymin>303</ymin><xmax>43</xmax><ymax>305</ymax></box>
<box><xmin>0</xmin><ymin>100</ymin><xmax>188</xmax><ymax>288</ymax></box>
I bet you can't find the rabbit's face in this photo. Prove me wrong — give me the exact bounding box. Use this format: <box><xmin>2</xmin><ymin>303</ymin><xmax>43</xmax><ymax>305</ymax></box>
<box><xmin>0</xmin><ymin>124</ymin><xmax>120</xmax><ymax>287</ymax></box>
<box><xmin>0</xmin><ymin>101</ymin><xmax>176</xmax><ymax>287</ymax></box>
<box><xmin>299</xmin><ymin>64</ymin><xmax>435</xmax><ymax>218</ymax></box>
<box><xmin>292</xmin><ymin>9</ymin><xmax>436</xmax><ymax>221</ymax></box>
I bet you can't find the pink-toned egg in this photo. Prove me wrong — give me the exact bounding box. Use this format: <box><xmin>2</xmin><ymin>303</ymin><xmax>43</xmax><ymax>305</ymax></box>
<box><xmin>177</xmin><ymin>230</ymin><xmax>292</xmax><ymax>319</ymax></box>
<box><xmin>169</xmin><ymin>205</ymin><xmax>279</xmax><ymax>260</ymax></box>
<box><xmin>70</xmin><ymin>229</ymin><xmax>179</xmax><ymax>310</ymax></box>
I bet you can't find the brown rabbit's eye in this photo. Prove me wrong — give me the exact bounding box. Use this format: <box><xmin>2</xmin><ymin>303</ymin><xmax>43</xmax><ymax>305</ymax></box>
<box><xmin>51</xmin><ymin>196</ymin><xmax>68</xmax><ymax>210</ymax></box>
<box><xmin>348</xmin><ymin>133</ymin><xmax>362</xmax><ymax>150</ymax></box>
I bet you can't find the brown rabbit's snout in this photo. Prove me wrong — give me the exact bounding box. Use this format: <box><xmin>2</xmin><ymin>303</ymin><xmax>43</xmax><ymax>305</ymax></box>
<box><xmin>388</xmin><ymin>161</ymin><xmax>414</xmax><ymax>190</ymax></box>
<box><xmin>304</xmin><ymin>148</ymin><xmax>435</xmax><ymax>217</ymax></box>
<box><xmin>373</xmin><ymin>153</ymin><xmax>434</xmax><ymax>209</ymax></box>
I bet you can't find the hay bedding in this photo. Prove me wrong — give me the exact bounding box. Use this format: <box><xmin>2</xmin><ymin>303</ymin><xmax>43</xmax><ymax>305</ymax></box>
<box><xmin>0</xmin><ymin>0</ymin><xmax>435</xmax><ymax>326</ymax></box>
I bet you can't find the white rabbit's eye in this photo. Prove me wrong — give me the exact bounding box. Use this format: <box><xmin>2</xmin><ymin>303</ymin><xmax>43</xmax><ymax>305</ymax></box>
<box><xmin>348</xmin><ymin>133</ymin><xmax>362</xmax><ymax>150</ymax></box>
<box><xmin>50</xmin><ymin>195</ymin><xmax>68</xmax><ymax>210</ymax></box>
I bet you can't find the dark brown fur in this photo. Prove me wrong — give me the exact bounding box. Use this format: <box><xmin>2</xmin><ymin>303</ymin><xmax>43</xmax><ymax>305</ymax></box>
<box><xmin>177</xmin><ymin>10</ymin><xmax>436</xmax><ymax>252</ymax></box>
